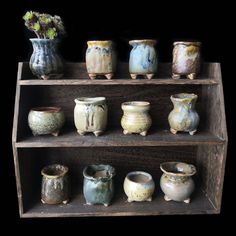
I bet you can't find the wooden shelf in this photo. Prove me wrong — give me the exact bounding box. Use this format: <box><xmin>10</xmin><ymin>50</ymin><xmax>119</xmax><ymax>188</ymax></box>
<box><xmin>16</xmin><ymin>128</ymin><xmax>224</xmax><ymax>148</ymax></box>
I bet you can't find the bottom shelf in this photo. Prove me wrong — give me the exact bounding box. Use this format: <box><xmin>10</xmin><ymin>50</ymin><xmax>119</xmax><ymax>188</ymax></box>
<box><xmin>22</xmin><ymin>189</ymin><xmax>217</xmax><ymax>217</ymax></box>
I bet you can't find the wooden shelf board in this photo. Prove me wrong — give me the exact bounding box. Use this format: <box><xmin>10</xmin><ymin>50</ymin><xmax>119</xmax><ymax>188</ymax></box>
<box><xmin>16</xmin><ymin>128</ymin><xmax>224</xmax><ymax>148</ymax></box>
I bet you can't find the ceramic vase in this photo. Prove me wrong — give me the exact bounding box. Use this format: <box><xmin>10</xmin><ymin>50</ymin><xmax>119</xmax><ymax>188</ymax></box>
<box><xmin>29</xmin><ymin>39</ymin><xmax>63</xmax><ymax>80</ymax></box>
<box><xmin>86</xmin><ymin>40</ymin><xmax>116</xmax><ymax>80</ymax></box>
<box><xmin>121</xmin><ymin>101</ymin><xmax>152</xmax><ymax>136</ymax></box>
<box><xmin>83</xmin><ymin>164</ymin><xmax>115</xmax><ymax>206</ymax></box>
<box><xmin>160</xmin><ymin>162</ymin><xmax>196</xmax><ymax>203</ymax></box>
<box><xmin>28</xmin><ymin>107</ymin><xmax>65</xmax><ymax>136</ymax></box>
<box><xmin>41</xmin><ymin>164</ymin><xmax>69</xmax><ymax>204</ymax></box>
<box><xmin>168</xmin><ymin>93</ymin><xmax>199</xmax><ymax>135</ymax></box>
<box><xmin>74</xmin><ymin>97</ymin><xmax>108</xmax><ymax>136</ymax></box>
<box><xmin>124</xmin><ymin>171</ymin><xmax>155</xmax><ymax>202</ymax></box>
<box><xmin>129</xmin><ymin>39</ymin><xmax>157</xmax><ymax>79</ymax></box>
<box><xmin>172</xmin><ymin>41</ymin><xmax>201</xmax><ymax>80</ymax></box>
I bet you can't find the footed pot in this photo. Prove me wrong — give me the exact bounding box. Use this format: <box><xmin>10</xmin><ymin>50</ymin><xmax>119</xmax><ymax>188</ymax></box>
<box><xmin>121</xmin><ymin>101</ymin><xmax>152</xmax><ymax>136</ymax></box>
<box><xmin>28</xmin><ymin>107</ymin><xmax>65</xmax><ymax>136</ymax></box>
<box><xmin>129</xmin><ymin>39</ymin><xmax>158</xmax><ymax>79</ymax></box>
<box><xmin>83</xmin><ymin>164</ymin><xmax>115</xmax><ymax>206</ymax></box>
<box><xmin>124</xmin><ymin>171</ymin><xmax>155</xmax><ymax>202</ymax></box>
<box><xmin>168</xmin><ymin>93</ymin><xmax>199</xmax><ymax>135</ymax></box>
<box><xmin>160</xmin><ymin>162</ymin><xmax>196</xmax><ymax>203</ymax></box>
<box><xmin>74</xmin><ymin>97</ymin><xmax>108</xmax><ymax>136</ymax></box>
<box><xmin>41</xmin><ymin>164</ymin><xmax>69</xmax><ymax>204</ymax></box>
<box><xmin>29</xmin><ymin>39</ymin><xmax>63</xmax><ymax>80</ymax></box>
<box><xmin>86</xmin><ymin>40</ymin><xmax>116</xmax><ymax>80</ymax></box>
<box><xmin>172</xmin><ymin>41</ymin><xmax>201</xmax><ymax>80</ymax></box>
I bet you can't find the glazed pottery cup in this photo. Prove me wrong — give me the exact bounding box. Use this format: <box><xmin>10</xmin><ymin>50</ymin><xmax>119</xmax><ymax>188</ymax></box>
<box><xmin>74</xmin><ymin>97</ymin><xmax>108</xmax><ymax>136</ymax></box>
<box><xmin>124</xmin><ymin>171</ymin><xmax>155</xmax><ymax>202</ymax></box>
<box><xmin>30</xmin><ymin>39</ymin><xmax>63</xmax><ymax>80</ymax></box>
<box><xmin>41</xmin><ymin>164</ymin><xmax>70</xmax><ymax>204</ymax></box>
<box><xmin>121</xmin><ymin>101</ymin><xmax>152</xmax><ymax>136</ymax></box>
<box><xmin>129</xmin><ymin>39</ymin><xmax>158</xmax><ymax>79</ymax></box>
<box><xmin>83</xmin><ymin>164</ymin><xmax>115</xmax><ymax>206</ymax></box>
<box><xmin>86</xmin><ymin>40</ymin><xmax>116</xmax><ymax>80</ymax></box>
<box><xmin>168</xmin><ymin>93</ymin><xmax>199</xmax><ymax>135</ymax></box>
<box><xmin>28</xmin><ymin>107</ymin><xmax>65</xmax><ymax>136</ymax></box>
<box><xmin>172</xmin><ymin>41</ymin><xmax>201</xmax><ymax>80</ymax></box>
<box><xmin>160</xmin><ymin>162</ymin><xmax>196</xmax><ymax>203</ymax></box>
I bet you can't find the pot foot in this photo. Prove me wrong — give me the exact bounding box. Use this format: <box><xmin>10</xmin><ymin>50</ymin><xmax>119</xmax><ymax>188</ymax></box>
<box><xmin>88</xmin><ymin>73</ymin><xmax>96</xmax><ymax>80</ymax></box>
<box><xmin>105</xmin><ymin>73</ymin><xmax>113</xmax><ymax>80</ymax></box>
<box><xmin>52</xmin><ymin>131</ymin><xmax>59</xmax><ymax>137</ymax></box>
<box><xmin>104</xmin><ymin>203</ymin><xmax>109</xmax><ymax>207</ymax></box>
<box><xmin>130</xmin><ymin>74</ymin><xmax>137</xmax><ymax>79</ymax></box>
<box><xmin>140</xmin><ymin>131</ymin><xmax>147</xmax><ymax>136</ymax></box>
<box><xmin>127</xmin><ymin>198</ymin><xmax>133</xmax><ymax>203</ymax></box>
<box><xmin>32</xmin><ymin>132</ymin><xmax>38</xmax><ymax>136</ymax></box>
<box><xmin>146</xmin><ymin>74</ymin><xmax>154</xmax><ymax>80</ymax></box>
<box><xmin>146</xmin><ymin>197</ymin><xmax>152</xmax><ymax>202</ymax></box>
<box><xmin>170</xmin><ymin>128</ymin><xmax>178</xmax><ymax>135</ymax></box>
<box><xmin>77</xmin><ymin>130</ymin><xmax>86</xmax><ymax>135</ymax></box>
<box><xmin>41</xmin><ymin>75</ymin><xmax>49</xmax><ymax>80</ymax></box>
<box><xmin>187</xmin><ymin>73</ymin><xmax>196</xmax><ymax>80</ymax></box>
<box><xmin>172</xmin><ymin>73</ymin><xmax>181</xmax><ymax>79</ymax></box>
<box><xmin>189</xmin><ymin>130</ymin><xmax>197</xmax><ymax>135</ymax></box>
<box><xmin>41</xmin><ymin>199</ymin><xmax>46</xmax><ymax>204</ymax></box>
<box><xmin>184</xmin><ymin>198</ymin><xmax>191</xmax><ymax>204</ymax></box>
<box><xmin>63</xmin><ymin>199</ymin><xmax>69</xmax><ymax>204</ymax></box>
<box><xmin>123</xmin><ymin>130</ymin><xmax>129</xmax><ymax>135</ymax></box>
<box><xmin>164</xmin><ymin>195</ymin><xmax>172</xmax><ymax>201</ymax></box>
<box><xmin>94</xmin><ymin>131</ymin><xmax>103</xmax><ymax>137</ymax></box>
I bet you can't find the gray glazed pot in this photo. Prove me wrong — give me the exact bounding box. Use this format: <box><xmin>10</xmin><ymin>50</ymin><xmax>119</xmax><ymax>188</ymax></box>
<box><xmin>28</xmin><ymin>107</ymin><xmax>65</xmax><ymax>136</ymax></box>
<box><xmin>41</xmin><ymin>164</ymin><xmax>69</xmax><ymax>204</ymax></box>
<box><xmin>160</xmin><ymin>162</ymin><xmax>196</xmax><ymax>203</ymax></box>
<box><xmin>83</xmin><ymin>165</ymin><xmax>115</xmax><ymax>206</ymax></box>
<box><xmin>30</xmin><ymin>38</ymin><xmax>63</xmax><ymax>80</ymax></box>
<box><xmin>74</xmin><ymin>97</ymin><xmax>108</xmax><ymax>136</ymax></box>
<box><xmin>168</xmin><ymin>93</ymin><xmax>199</xmax><ymax>135</ymax></box>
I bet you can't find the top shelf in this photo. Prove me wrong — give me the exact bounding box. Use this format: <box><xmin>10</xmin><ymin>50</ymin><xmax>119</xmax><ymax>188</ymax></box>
<box><xmin>18</xmin><ymin>62</ymin><xmax>221</xmax><ymax>85</ymax></box>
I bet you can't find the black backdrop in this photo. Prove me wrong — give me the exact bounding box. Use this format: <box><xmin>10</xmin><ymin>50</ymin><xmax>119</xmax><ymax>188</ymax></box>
<box><xmin>1</xmin><ymin>0</ymin><xmax>234</xmax><ymax>231</ymax></box>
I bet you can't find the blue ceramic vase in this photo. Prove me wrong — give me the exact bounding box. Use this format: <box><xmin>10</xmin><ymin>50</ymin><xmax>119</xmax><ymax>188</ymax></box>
<box><xmin>83</xmin><ymin>164</ymin><xmax>115</xmax><ymax>207</ymax></box>
<box><xmin>29</xmin><ymin>39</ymin><xmax>63</xmax><ymax>80</ymax></box>
<box><xmin>129</xmin><ymin>39</ymin><xmax>158</xmax><ymax>79</ymax></box>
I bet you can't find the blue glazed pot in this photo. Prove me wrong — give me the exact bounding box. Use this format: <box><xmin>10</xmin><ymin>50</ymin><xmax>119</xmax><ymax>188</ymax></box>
<box><xmin>83</xmin><ymin>164</ymin><xmax>115</xmax><ymax>207</ymax></box>
<box><xmin>129</xmin><ymin>39</ymin><xmax>158</xmax><ymax>79</ymax></box>
<box><xmin>29</xmin><ymin>38</ymin><xmax>63</xmax><ymax>80</ymax></box>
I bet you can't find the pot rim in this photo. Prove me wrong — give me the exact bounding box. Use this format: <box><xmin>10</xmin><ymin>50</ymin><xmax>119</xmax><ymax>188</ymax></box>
<box><xmin>129</xmin><ymin>39</ymin><xmax>157</xmax><ymax>45</ymax></box>
<box><xmin>74</xmin><ymin>97</ymin><xmax>106</xmax><ymax>105</ymax></box>
<box><xmin>87</xmin><ymin>40</ymin><xmax>113</xmax><ymax>47</ymax></box>
<box><xmin>122</xmin><ymin>101</ymin><xmax>150</xmax><ymax>107</ymax></box>
<box><xmin>173</xmin><ymin>41</ymin><xmax>201</xmax><ymax>46</ymax></box>
<box><xmin>41</xmin><ymin>164</ymin><xmax>68</xmax><ymax>179</ymax></box>
<box><xmin>126</xmin><ymin>171</ymin><xmax>153</xmax><ymax>184</ymax></box>
<box><xmin>160</xmin><ymin>162</ymin><xmax>196</xmax><ymax>177</ymax></box>
<box><xmin>171</xmin><ymin>93</ymin><xmax>198</xmax><ymax>102</ymax></box>
<box><xmin>30</xmin><ymin>106</ymin><xmax>62</xmax><ymax>113</ymax></box>
<box><xmin>30</xmin><ymin>38</ymin><xmax>58</xmax><ymax>42</ymax></box>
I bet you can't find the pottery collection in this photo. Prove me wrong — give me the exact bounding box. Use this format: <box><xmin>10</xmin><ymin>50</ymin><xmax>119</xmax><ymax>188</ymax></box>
<box><xmin>83</xmin><ymin>164</ymin><xmax>115</xmax><ymax>206</ymax></box>
<box><xmin>74</xmin><ymin>97</ymin><xmax>108</xmax><ymax>136</ymax></box>
<box><xmin>121</xmin><ymin>101</ymin><xmax>152</xmax><ymax>136</ymax></box>
<box><xmin>86</xmin><ymin>40</ymin><xmax>116</xmax><ymax>80</ymax></box>
<box><xmin>160</xmin><ymin>162</ymin><xmax>196</xmax><ymax>203</ymax></box>
<box><xmin>168</xmin><ymin>93</ymin><xmax>199</xmax><ymax>135</ymax></box>
<box><xmin>124</xmin><ymin>171</ymin><xmax>155</xmax><ymax>202</ymax></box>
<box><xmin>172</xmin><ymin>41</ymin><xmax>201</xmax><ymax>80</ymax></box>
<box><xmin>28</xmin><ymin>107</ymin><xmax>65</xmax><ymax>136</ymax></box>
<box><xmin>41</xmin><ymin>164</ymin><xmax>69</xmax><ymax>204</ymax></box>
<box><xmin>30</xmin><ymin>39</ymin><xmax>64</xmax><ymax>80</ymax></box>
<box><xmin>129</xmin><ymin>40</ymin><xmax>158</xmax><ymax>79</ymax></box>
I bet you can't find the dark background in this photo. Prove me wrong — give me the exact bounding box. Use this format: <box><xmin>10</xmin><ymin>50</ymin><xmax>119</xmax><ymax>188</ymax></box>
<box><xmin>1</xmin><ymin>0</ymin><xmax>234</xmax><ymax>231</ymax></box>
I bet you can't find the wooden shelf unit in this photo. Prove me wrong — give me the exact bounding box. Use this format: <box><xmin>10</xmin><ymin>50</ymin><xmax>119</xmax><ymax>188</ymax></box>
<box><xmin>13</xmin><ymin>62</ymin><xmax>227</xmax><ymax>217</ymax></box>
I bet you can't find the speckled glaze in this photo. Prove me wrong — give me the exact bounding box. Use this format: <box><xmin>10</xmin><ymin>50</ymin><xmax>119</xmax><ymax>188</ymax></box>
<box><xmin>172</xmin><ymin>41</ymin><xmax>201</xmax><ymax>80</ymax></box>
<box><xmin>83</xmin><ymin>165</ymin><xmax>115</xmax><ymax>206</ymax></box>
<box><xmin>41</xmin><ymin>164</ymin><xmax>69</xmax><ymax>204</ymax></box>
<box><xmin>121</xmin><ymin>101</ymin><xmax>152</xmax><ymax>136</ymax></box>
<box><xmin>86</xmin><ymin>41</ymin><xmax>116</xmax><ymax>79</ymax></box>
<box><xmin>124</xmin><ymin>171</ymin><xmax>155</xmax><ymax>202</ymax></box>
<box><xmin>160</xmin><ymin>162</ymin><xmax>196</xmax><ymax>203</ymax></box>
<box><xmin>168</xmin><ymin>93</ymin><xmax>199</xmax><ymax>135</ymax></box>
<box><xmin>129</xmin><ymin>40</ymin><xmax>157</xmax><ymax>79</ymax></box>
<box><xmin>30</xmin><ymin>39</ymin><xmax>63</xmax><ymax>80</ymax></box>
<box><xmin>28</xmin><ymin>107</ymin><xmax>65</xmax><ymax>136</ymax></box>
<box><xmin>74</xmin><ymin>97</ymin><xmax>107</xmax><ymax>136</ymax></box>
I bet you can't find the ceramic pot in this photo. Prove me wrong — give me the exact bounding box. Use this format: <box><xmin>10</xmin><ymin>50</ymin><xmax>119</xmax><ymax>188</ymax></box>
<box><xmin>168</xmin><ymin>93</ymin><xmax>199</xmax><ymax>135</ymax></box>
<box><xmin>41</xmin><ymin>164</ymin><xmax>69</xmax><ymax>204</ymax></box>
<box><xmin>129</xmin><ymin>39</ymin><xmax>157</xmax><ymax>79</ymax></box>
<box><xmin>83</xmin><ymin>164</ymin><xmax>115</xmax><ymax>206</ymax></box>
<box><xmin>29</xmin><ymin>39</ymin><xmax>63</xmax><ymax>80</ymax></box>
<box><xmin>86</xmin><ymin>40</ymin><xmax>116</xmax><ymax>80</ymax></box>
<box><xmin>172</xmin><ymin>41</ymin><xmax>201</xmax><ymax>80</ymax></box>
<box><xmin>160</xmin><ymin>162</ymin><xmax>196</xmax><ymax>203</ymax></box>
<box><xmin>28</xmin><ymin>107</ymin><xmax>65</xmax><ymax>136</ymax></box>
<box><xmin>121</xmin><ymin>101</ymin><xmax>152</xmax><ymax>136</ymax></box>
<box><xmin>74</xmin><ymin>97</ymin><xmax>108</xmax><ymax>136</ymax></box>
<box><xmin>124</xmin><ymin>171</ymin><xmax>155</xmax><ymax>202</ymax></box>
